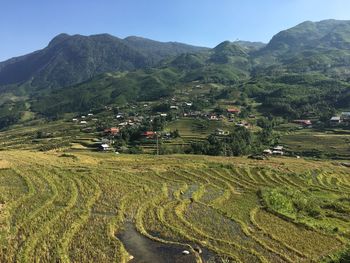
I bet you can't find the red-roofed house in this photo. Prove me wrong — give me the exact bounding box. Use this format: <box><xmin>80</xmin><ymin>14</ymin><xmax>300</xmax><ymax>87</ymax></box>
<box><xmin>142</xmin><ymin>131</ymin><xmax>156</xmax><ymax>139</ymax></box>
<box><xmin>104</xmin><ymin>127</ymin><xmax>120</xmax><ymax>135</ymax></box>
<box><xmin>292</xmin><ymin>120</ymin><xmax>312</xmax><ymax>127</ymax></box>
<box><xmin>227</xmin><ymin>108</ymin><xmax>240</xmax><ymax>114</ymax></box>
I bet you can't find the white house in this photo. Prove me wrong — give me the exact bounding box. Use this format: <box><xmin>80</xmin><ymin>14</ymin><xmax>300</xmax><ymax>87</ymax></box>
<box><xmin>100</xmin><ymin>144</ymin><xmax>111</xmax><ymax>151</ymax></box>
<box><xmin>263</xmin><ymin>149</ymin><xmax>273</xmax><ymax>155</ymax></box>
<box><xmin>273</xmin><ymin>146</ymin><xmax>284</xmax><ymax>151</ymax></box>
<box><xmin>330</xmin><ymin>116</ymin><xmax>341</xmax><ymax>125</ymax></box>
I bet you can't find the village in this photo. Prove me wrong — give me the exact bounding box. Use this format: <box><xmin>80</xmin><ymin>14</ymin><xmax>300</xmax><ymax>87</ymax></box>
<box><xmin>67</xmin><ymin>90</ymin><xmax>350</xmax><ymax>157</ymax></box>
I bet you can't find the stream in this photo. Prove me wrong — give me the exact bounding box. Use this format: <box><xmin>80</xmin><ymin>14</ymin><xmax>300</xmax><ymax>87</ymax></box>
<box><xmin>117</xmin><ymin>222</ymin><xmax>200</xmax><ymax>263</ymax></box>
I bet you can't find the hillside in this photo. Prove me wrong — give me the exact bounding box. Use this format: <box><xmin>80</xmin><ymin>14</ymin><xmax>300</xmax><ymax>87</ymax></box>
<box><xmin>0</xmin><ymin>34</ymin><xmax>207</xmax><ymax>90</ymax></box>
<box><xmin>28</xmin><ymin>40</ymin><xmax>253</xmax><ymax>118</ymax></box>
<box><xmin>254</xmin><ymin>20</ymin><xmax>350</xmax><ymax>79</ymax></box>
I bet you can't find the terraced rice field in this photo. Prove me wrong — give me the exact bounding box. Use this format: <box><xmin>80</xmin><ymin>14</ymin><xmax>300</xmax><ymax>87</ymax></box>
<box><xmin>0</xmin><ymin>151</ymin><xmax>349</xmax><ymax>262</ymax></box>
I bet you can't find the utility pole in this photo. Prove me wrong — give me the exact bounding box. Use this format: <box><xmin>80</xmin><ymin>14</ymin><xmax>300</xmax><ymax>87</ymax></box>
<box><xmin>156</xmin><ymin>132</ymin><xmax>159</xmax><ymax>155</ymax></box>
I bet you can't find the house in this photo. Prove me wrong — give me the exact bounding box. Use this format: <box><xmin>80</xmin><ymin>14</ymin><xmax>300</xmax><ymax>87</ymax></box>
<box><xmin>170</xmin><ymin>105</ymin><xmax>179</xmax><ymax>110</ymax></box>
<box><xmin>272</xmin><ymin>150</ymin><xmax>284</xmax><ymax>155</ymax></box>
<box><xmin>160</xmin><ymin>113</ymin><xmax>167</xmax><ymax>117</ymax></box>
<box><xmin>104</xmin><ymin>127</ymin><xmax>120</xmax><ymax>135</ymax></box>
<box><xmin>330</xmin><ymin>116</ymin><xmax>341</xmax><ymax>125</ymax></box>
<box><xmin>215</xmin><ymin>129</ymin><xmax>229</xmax><ymax>136</ymax></box>
<box><xmin>209</xmin><ymin>115</ymin><xmax>219</xmax><ymax>121</ymax></box>
<box><xmin>341</xmin><ymin>112</ymin><xmax>350</xmax><ymax>121</ymax></box>
<box><xmin>100</xmin><ymin>144</ymin><xmax>111</xmax><ymax>151</ymax></box>
<box><xmin>118</xmin><ymin>122</ymin><xmax>128</xmax><ymax>127</ymax></box>
<box><xmin>142</xmin><ymin>131</ymin><xmax>156</xmax><ymax>139</ymax></box>
<box><xmin>80</xmin><ymin>121</ymin><xmax>87</xmax><ymax>124</ymax></box>
<box><xmin>81</xmin><ymin>116</ymin><xmax>86</xmax><ymax>119</ymax></box>
<box><xmin>273</xmin><ymin>146</ymin><xmax>284</xmax><ymax>151</ymax></box>
<box><xmin>227</xmin><ymin>108</ymin><xmax>240</xmax><ymax>114</ymax></box>
<box><xmin>236</xmin><ymin>121</ymin><xmax>249</xmax><ymax>128</ymax></box>
<box><xmin>263</xmin><ymin>149</ymin><xmax>272</xmax><ymax>155</ymax></box>
<box><xmin>88</xmin><ymin>113</ymin><xmax>94</xmax><ymax>116</ymax></box>
<box><xmin>72</xmin><ymin>118</ymin><xmax>78</xmax><ymax>122</ymax></box>
<box><xmin>293</xmin><ymin>120</ymin><xmax>312</xmax><ymax>127</ymax></box>
<box><xmin>184</xmin><ymin>102</ymin><xmax>193</xmax><ymax>107</ymax></box>
<box><xmin>189</xmin><ymin>111</ymin><xmax>201</xmax><ymax>117</ymax></box>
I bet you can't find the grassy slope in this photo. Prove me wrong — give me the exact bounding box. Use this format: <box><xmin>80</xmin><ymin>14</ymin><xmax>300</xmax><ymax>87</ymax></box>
<box><xmin>0</xmin><ymin>150</ymin><xmax>349</xmax><ymax>262</ymax></box>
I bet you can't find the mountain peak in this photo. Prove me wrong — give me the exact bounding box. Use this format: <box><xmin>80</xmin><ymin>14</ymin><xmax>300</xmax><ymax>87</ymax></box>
<box><xmin>213</xmin><ymin>41</ymin><xmax>247</xmax><ymax>56</ymax></box>
<box><xmin>48</xmin><ymin>33</ymin><xmax>71</xmax><ymax>47</ymax></box>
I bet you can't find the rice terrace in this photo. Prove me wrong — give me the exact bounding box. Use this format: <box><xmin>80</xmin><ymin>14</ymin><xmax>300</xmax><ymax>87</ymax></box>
<box><xmin>0</xmin><ymin>150</ymin><xmax>349</xmax><ymax>262</ymax></box>
<box><xmin>2</xmin><ymin>1</ymin><xmax>350</xmax><ymax>263</ymax></box>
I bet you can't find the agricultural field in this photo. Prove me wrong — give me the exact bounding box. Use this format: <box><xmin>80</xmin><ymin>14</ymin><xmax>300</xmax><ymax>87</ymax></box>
<box><xmin>280</xmin><ymin>129</ymin><xmax>350</xmax><ymax>159</ymax></box>
<box><xmin>0</xmin><ymin>150</ymin><xmax>350</xmax><ymax>262</ymax></box>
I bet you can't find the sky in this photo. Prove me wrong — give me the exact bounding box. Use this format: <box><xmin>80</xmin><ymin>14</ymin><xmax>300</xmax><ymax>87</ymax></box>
<box><xmin>1</xmin><ymin>0</ymin><xmax>350</xmax><ymax>61</ymax></box>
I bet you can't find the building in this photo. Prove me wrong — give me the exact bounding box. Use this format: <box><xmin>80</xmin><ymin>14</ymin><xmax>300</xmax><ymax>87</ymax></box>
<box><xmin>293</xmin><ymin>120</ymin><xmax>312</xmax><ymax>127</ymax></box>
<box><xmin>236</xmin><ymin>121</ymin><xmax>249</xmax><ymax>128</ymax></box>
<box><xmin>341</xmin><ymin>112</ymin><xmax>350</xmax><ymax>121</ymax></box>
<box><xmin>118</xmin><ymin>122</ymin><xmax>128</xmax><ymax>127</ymax></box>
<box><xmin>100</xmin><ymin>144</ymin><xmax>111</xmax><ymax>151</ymax></box>
<box><xmin>142</xmin><ymin>131</ymin><xmax>156</xmax><ymax>139</ymax></box>
<box><xmin>263</xmin><ymin>149</ymin><xmax>272</xmax><ymax>155</ymax></box>
<box><xmin>330</xmin><ymin>116</ymin><xmax>341</xmax><ymax>125</ymax></box>
<box><xmin>209</xmin><ymin>115</ymin><xmax>219</xmax><ymax>121</ymax></box>
<box><xmin>272</xmin><ymin>150</ymin><xmax>284</xmax><ymax>155</ymax></box>
<box><xmin>215</xmin><ymin>129</ymin><xmax>230</xmax><ymax>136</ymax></box>
<box><xmin>104</xmin><ymin>127</ymin><xmax>120</xmax><ymax>135</ymax></box>
<box><xmin>273</xmin><ymin>146</ymin><xmax>284</xmax><ymax>151</ymax></box>
<box><xmin>227</xmin><ymin>108</ymin><xmax>240</xmax><ymax>114</ymax></box>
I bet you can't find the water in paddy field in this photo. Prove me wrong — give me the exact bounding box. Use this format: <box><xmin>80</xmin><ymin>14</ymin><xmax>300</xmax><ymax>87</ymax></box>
<box><xmin>118</xmin><ymin>222</ymin><xmax>212</xmax><ymax>263</ymax></box>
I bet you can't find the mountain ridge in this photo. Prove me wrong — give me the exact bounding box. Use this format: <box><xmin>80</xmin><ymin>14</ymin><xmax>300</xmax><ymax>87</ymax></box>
<box><xmin>0</xmin><ymin>33</ymin><xmax>208</xmax><ymax>90</ymax></box>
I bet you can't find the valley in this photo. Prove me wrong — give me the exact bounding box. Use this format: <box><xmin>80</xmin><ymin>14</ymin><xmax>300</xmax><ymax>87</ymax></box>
<box><xmin>0</xmin><ymin>17</ymin><xmax>350</xmax><ymax>263</ymax></box>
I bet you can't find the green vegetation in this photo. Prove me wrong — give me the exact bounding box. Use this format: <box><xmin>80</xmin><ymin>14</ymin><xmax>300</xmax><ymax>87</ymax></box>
<box><xmin>262</xmin><ymin>186</ymin><xmax>350</xmax><ymax>232</ymax></box>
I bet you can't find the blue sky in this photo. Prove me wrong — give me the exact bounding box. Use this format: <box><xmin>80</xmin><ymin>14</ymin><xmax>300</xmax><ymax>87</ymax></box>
<box><xmin>1</xmin><ymin>0</ymin><xmax>350</xmax><ymax>61</ymax></box>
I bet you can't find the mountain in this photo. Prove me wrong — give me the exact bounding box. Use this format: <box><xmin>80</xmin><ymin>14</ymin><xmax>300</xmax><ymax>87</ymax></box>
<box><xmin>1</xmin><ymin>19</ymin><xmax>350</xmax><ymax>129</ymax></box>
<box><xmin>233</xmin><ymin>40</ymin><xmax>266</xmax><ymax>52</ymax></box>
<box><xmin>0</xmin><ymin>33</ymin><xmax>208</xmax><ymax>90</ymax></box>
<box><xmin>264</xmin><ymin>20</ymin><xmax>350</xmax><ymax>53</ymax></box>
<box><xmin>253</xmin><ymin>20</ymin><xmax>350</xmax><ymax>79</ymax></box>
<box><xmin>123</xmin><ymin>36</ymin><xmax>208</xmax><ymax>64</ymax></box>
